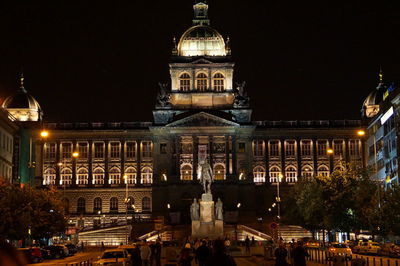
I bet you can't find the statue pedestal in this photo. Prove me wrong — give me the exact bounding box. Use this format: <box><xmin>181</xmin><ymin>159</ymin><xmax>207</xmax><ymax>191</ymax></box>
<box><xmin>192</xmin><ymin>193</ymin><xmax>223</xmax><ymax>239</ymax></box>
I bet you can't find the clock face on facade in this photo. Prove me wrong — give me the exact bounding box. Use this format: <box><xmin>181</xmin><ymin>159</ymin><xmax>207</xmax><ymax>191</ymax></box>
<box><xmin>366</xmin><ymin>105</ymin><xmax>379</xmax><ymax>118</ymax></box>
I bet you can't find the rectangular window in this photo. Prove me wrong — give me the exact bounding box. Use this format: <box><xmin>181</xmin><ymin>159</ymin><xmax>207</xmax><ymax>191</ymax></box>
<box><xmin>44</xmin><ymin>143</ymin><xmax>56</xmax><ymax>160</ymax></box>
<box><xmin>77</xmin><ymin>142</ymin><xmax>88</xmax><ymax>159</ymax></box>
<box><xmin>238</xmin><ymin>142</ymin><xmax>246</xmax><ymax>153</ymax></box>
<box><xmin>285</xmin><ymin>140</ymin><xmax>296</xmax><ymax>157</ymax></box>
<box><xmin>269</xmin><ymin>140</ymin><xmax>280</xmax><ymax>157</ymax></box>
<box><xmin>93</xmin><ymin>142</ymin><xmax>105</xmax><ymax>159</ymax></box>
<box><xmin>141</xmin><ymin>141</ymin><xmax>152</xmax><ymax>158</ymax></box>
<box><xmin>317</xmin><ymin>140</ymin><xmax>328</xmax><ymax>156</ymax></box>
<box><xmin>369</xmin><ymin>145</ymin><xmax>375</xmax><ymax>157</ymax></box>
<box><xmin>110</xmin><ymin>142</ymin><xmax>121</xmax><ymax>159</ymax></box>
<box><xmin>333</xmin><ymin>140</ymin><xmax>344</xmax><ymax>156</ymax></box>
<box><xmin>160</xmin><ymin>143</ymin><xmax>167</xmax><ymax>154</ymax></box>
<box><xmin>252</xmin><ymin>140</ymin><xmax>264</xmax><ymax>157</ymax></box>
<box><xmin>61</xmin><ymin>142</ymin><xmax>72</xmax><ymax>159</ymax></box>
<box><xmin>349</xmin><ymin>139</ymin><xmax>360</xmax><ymax>156</ymax></box>
<box><xmin>301</xmin><ymin>140</ymin><xmax>312</xmax><ymax>156</ymax></box>
<box><xmin>125</xmin><ymin>141</ymin><xmax>136</xmax><ymax>159</ymax></box>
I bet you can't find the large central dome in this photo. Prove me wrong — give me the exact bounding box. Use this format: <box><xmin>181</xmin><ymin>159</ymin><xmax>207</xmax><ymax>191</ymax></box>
<box><xmin>178</xmin><ymin>25</ymin><xmax>226</xmax><ymax>57</ymax></box>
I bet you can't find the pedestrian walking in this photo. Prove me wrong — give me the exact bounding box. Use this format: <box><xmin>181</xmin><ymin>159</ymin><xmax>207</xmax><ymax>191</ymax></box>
<box><xmin>132</xmin><ymin>243</ymin><xmax>142</xmax><ymax>266</ymax></box>
<box><xmin>274</xmin><ymin>242</ymin><xmax>288</xmax><ymax>266</ymax></box>
<box><xmin>292</xmin><ymin>241</ymin><xmax>309</xmax><ymax>266</ymax></box>
<box><xmin>205</xmin><ymin>239</ymin><xmax>236</xmax><ymax>266</ymax></box>
<box><xmin>245</xmin><ymin>236</ymin><xmax>251</xmax><ymax>254</ymax></box>
<box><xmin>195</xmin><ymin>240</ymin><xmax>211</xmax><ymax>266</ymax></box>
<box><xmin>154</xmin><ymin>240</ymin><xmax>162</xmax><ymax>266</ymax></box>
<box><xmin>179</xmin><ymin>243</ymin><xmax>193</xmax><ymax>266</ymax></box>
<box><xmin>140</xmin><ymin>241</ymin><xmax>152</xmax><ymax>266</ymax></box>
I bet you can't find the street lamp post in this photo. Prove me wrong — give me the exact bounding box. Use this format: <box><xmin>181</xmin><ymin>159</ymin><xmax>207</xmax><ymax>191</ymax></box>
<box><xmin>124</xmin><ymin>174</ymin><xmax>129</xmax><ymax>244</ymax></box>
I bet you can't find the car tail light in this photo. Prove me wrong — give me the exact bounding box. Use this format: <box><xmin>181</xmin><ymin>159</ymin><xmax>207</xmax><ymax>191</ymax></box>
<box><xmin>329</xmin><ymin>248</ymin><xmax>336</xmax><ymax>252</ymax></box>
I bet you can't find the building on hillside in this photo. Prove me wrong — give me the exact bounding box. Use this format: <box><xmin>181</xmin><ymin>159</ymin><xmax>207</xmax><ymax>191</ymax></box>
<box><xmin>362</xmin><ymin>71</ymin><xmax>399</xmax><ymax>187</ymax></box>
<box><xmin>0</xmin><ymin>1</ymin><xmax>367</xmax><ymax>241</ymax></box>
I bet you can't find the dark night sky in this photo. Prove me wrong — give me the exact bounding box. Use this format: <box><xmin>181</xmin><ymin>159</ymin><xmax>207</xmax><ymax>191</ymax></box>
<box><xmin>0</xmin><ymin>1</ymin><xmax>399</xmax><ymax>122</ymax></box>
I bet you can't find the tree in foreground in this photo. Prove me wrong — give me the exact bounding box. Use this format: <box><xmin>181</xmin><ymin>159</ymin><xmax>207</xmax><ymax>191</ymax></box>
<box><xmin>0</xmin><ymin>178</ymin><xmax>66</xmax><ymax>244</ymax></box>
<box><xmin>282</xmin><ymin>164</ymin><xmax>400</xmax><ymax>240</ymax></box>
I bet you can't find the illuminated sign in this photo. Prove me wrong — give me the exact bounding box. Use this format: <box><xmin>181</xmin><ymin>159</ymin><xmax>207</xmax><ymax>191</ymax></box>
<box><xmin>380</xmin><ymin>107</ymin><xmax>394</xmax><ymax>125</ymax></box>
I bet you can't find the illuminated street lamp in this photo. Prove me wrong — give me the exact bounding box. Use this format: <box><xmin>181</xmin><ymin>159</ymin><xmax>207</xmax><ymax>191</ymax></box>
<box><xmin>40</xmin><ymin>130</ymin><xmax>49</xmax><ymax>138</ymax></box>
<box><xmin>357</xmin><ymin>130</ymin><xmax>366</xmax><ymax>136</ymax></box>
<box><xmin>72</xmin><ymin>152</ymin><xmax>79</xmax><ymax>158</ymax></box>
<box><xmin>327</xmin><ymin>148</ymin><xmax>334</xmax><ymax>155</ymax></box>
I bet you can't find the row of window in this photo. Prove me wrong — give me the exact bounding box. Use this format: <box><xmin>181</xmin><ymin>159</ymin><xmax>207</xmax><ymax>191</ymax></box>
<box><xmin>0</xmin><ymin>162</ymin><xmax>12</xmax><ymax>182</ymax></box>
<box><xmin>179</xmin><ymin>73</ymin><xmax>225</xmax><ymax>91</ymax></box>
<box><xmin>252</xmin><ymin>165</ymin><xmax>335</xmax><ymax>183</ymax></box>
<box><xmin>0</xmin><ymin>129</ymin><xmax>13</xmax><ymax>154</ymax></box>
<box><xmin>180</xmin><ymin>163</ymin><xmax>225</xmax><ymax>180</ymax></box>
<box><xmin>44</xmin><ymin>141</ymin><xmax>152</xmax><ymax>161</ymax></box>
<box><xmin>250</xmin><ymin>139</ymin><xmax>362</xmax><ymax>157</ymax></box>
<box><xmin>70</xmin><ymin>196</ymin><xmax>151</xmax><ymax>213</ymax></box>
<box><xmin>43</xmin><ymin>167</ymin><xmax>153</xmax><ymax>186</ymax></box>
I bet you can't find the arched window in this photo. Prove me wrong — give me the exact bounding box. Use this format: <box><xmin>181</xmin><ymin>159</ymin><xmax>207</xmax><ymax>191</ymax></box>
<box><xmin>93</xmin><ymin>168</ymin><xmax>105</xmax><ymax>185</ymax></box>
<box><xmin>43</xmin><ymin>168</ymin><xmax>56</xmax><ymax>185</ymax></box>
<box><xmin>285</xmin><ymin>166</ymin><xmax>297</xmax><ymax>183</ymax></box>
<box><xmin>214</xmin><ymin>164</ymin><xmax>225</xmax><ymax>180</ymax></box>
<box><xmin>180</xmin><ymin>164</ymin><xmax>193</xmax><ymax>180</ymax></box>
<box><xmin>109</xmin><ymin>167</ymin><xmax>121</xmax><ymax>185</ymax></box>
<box><xmin>318</xmin><ymin>165</ymin><xmax>330</xmax><ymax>177</ymax></box>
<box><xmin>141</xmin><ymin>167</ymin><xmax>153</xmax><ymax>184</ymax></box>
<box><xmin>77</xmin><ymin>197</ymin><xmax>86</xmax><ymax>213</ymax></box>
<box><xmin>76</xmin><ymin>168</ymin><xmax>88</xmax><ymax>185</ymax></box>
<box><xmin>179</xmin><ymin>73</ymin><xmax>191</xmax><ymax>91</ymax></box>
<box><xmin>60</xmin><ymin>168</ymin><xmax>72</xmax><ymax>185</ymax></box>
<box><xmin>213</xmin><ymin>73</ymin><xmax>224</xmax><ymax>91</ymax></box>
<box><xmin>93</xmin><ymin>197</ymin><xmax>102</xmax><ymax>212</ymax></box>
<box><xmin>142</xmin><ymin>197</ymin><xmax>151</xmax><ymax>212</ymax></box>
<box><xmin>333</xmin><ymin>165</ymin><xmax>345</xmax><ymax>172</ymax></box>
<box><xmin>110</xmin><ymin>197</ymin><xmax>118</xmax><ymax>212</ymax></box>
<box><xmin>301</xmin><ymin>166</ymin><xmax>313</xmax><ymax>180</ymax></box>
<box><xmin>269</xmin><ymin>166</ymin><xmax>281</xmax><ymax>183</ymax></box>
<box><xmin>196</xmin><ymin>73</ymin><xmax>208</xmax><ymax>91</ymax></box>
<box><xmin>253</xmin><ymin>166</ymin><xmax>266</xmax><ymax>183</ymax></box>
<box><xmin>127</xmin><ymin>197</ymin><xmax>135</xmax><ymax>210</ymax></box>
<box><xmin>124</xmin><ymin>167</ymin><xmax>137</xmax><ymax>184</ymax></box>
<box><xmin>62</xmin><ymin>198</ymin><xmax>69</xmax><ymax>214</ymax></box>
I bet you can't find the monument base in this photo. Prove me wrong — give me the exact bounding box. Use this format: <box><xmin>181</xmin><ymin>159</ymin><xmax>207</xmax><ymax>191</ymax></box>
<box><xmin>191</xmin><ymin>193</ymin><xmax>224</xmax><ymax>239</ymax></box>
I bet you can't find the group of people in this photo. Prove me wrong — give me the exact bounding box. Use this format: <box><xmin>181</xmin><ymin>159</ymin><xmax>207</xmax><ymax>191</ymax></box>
<box><xmin>275</xmin><ymin>240</ymin><xmax>310</xmax><ymax>266</ymax></box>
<box><xmin>178</xmin><ymin>238</ymin><xmax>236</xmax><ymax>266</ymax></box>
<box><xmin>121</xmin><ymin>239</ymin><xmax>162</xmax><ymax>266</ymax></box>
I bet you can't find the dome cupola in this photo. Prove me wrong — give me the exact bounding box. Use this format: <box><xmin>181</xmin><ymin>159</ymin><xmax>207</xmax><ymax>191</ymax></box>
<box><xmin>177</xmin><ymin>1</ymin><xmax>227</xmax><ymax>57</ymax></box>
<box><xmin>1</xmin><ymin>74</ymin><xmax>43</xmax><ymax>121</ymax></box>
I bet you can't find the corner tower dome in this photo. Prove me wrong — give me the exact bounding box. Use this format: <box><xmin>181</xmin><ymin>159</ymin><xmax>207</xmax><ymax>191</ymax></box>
<box><xmin>177</xmin><ymin>1</ymin><xmax>226</xmax><ymax>57</ymax></box>
<box><xmin>2</xmin><ymin>74</ymin><xmax>43</xmax><ymax>121</ymax></box>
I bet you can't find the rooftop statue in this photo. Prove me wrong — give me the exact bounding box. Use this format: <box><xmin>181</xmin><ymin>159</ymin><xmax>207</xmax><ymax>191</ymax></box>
<box><xmin>234</xmin><ymin>81</ymin><xmax>250</xmax><ymax>108</ymax></box>
<box><xmin>156</xmin><ymin>82</ymin><xmax>171</xmax><ymax>107</ymax></box>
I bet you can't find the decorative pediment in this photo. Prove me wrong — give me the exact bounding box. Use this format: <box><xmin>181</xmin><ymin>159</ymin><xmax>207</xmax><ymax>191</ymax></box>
<box><xmin>192</xmin><ymin>58</ymin><xmax>213</xmax><ymax>64</ymax></box>
<box><xmin>166</xmin><ymin>112</ymin><xmax>239</xmax><ymax>127</ymax></box>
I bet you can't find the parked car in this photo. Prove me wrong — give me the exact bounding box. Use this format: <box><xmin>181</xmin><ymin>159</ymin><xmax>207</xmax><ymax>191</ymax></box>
<box><xmin>327</xmin><ymin>243</ymin><xmax>352</xmax><ymax>260</ymax></box>
<box><xmin>379</xmin><ymin>243</ymin><xmax>400</xmax><ymax>257</ymax></box>
<box><xmin>65</xmin><ymin>244</ymin><xmax>78</xmax><ymax>255</ymax></box>
<box><xmin>43</xmin><ymin>245</ymin><xmax>69</xmax><ymax>259</ymax></box>
<box><xmin>17</xmin><ymin>247</ymin><xmax>43</xmax><ymax>263</ymax></box>
<box><xmin>94</xmin><ymin>248</ymin><xmax>131</xmax><ymax>266</ymax></box>
<box><xmin>353</xmin><ymin>241</ymin><xmax>381</xmax><ymax>254</ymax></box>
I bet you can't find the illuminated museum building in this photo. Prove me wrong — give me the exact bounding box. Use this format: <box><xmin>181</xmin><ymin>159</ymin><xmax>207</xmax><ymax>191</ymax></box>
<box><xmin>1</xmin><ymin>2</ymin><xmax>366</xmax><ymax>230</ymax></box>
